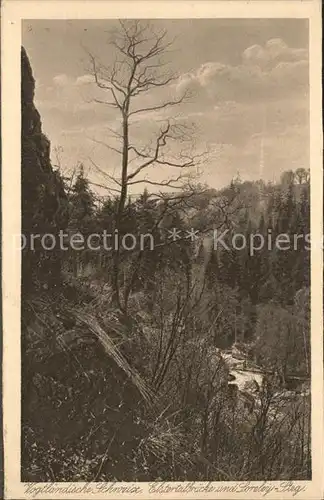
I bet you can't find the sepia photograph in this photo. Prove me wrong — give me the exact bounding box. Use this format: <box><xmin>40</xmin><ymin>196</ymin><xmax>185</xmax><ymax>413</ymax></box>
<box><xmin>1</xmin><ymin>0</ymin><xmax>323</xmax><ymax>498</ymax></box>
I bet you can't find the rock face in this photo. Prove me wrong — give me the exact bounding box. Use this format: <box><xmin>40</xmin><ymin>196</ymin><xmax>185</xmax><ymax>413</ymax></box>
<box><xmin>21</xmin><ymin>46</ymin><xmax>68</xmax><ymax>292</ymax></box>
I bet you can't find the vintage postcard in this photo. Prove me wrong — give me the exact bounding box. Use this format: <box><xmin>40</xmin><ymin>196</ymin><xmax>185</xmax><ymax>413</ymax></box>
<box><xmin>1</xmin><ymin>0</ymin><xmax>323</xmax><ymax>498</ymax></box>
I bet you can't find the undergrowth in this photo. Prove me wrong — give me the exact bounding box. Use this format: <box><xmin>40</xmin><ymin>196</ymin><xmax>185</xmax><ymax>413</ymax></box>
<box><xmin>22</xmin><ymin>278</ymin><xmax>311</xmax><ymax>482</ymax></box>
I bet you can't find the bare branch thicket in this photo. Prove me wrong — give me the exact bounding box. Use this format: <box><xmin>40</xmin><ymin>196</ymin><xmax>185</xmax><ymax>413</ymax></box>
<box><xmin>83</xmin><ymin>20</ymin><xmax>208</xmax><ymax>311</ymax></box>
<box><xmin>52</xmin><ymin>146</ymin><xmax>79</xmax><ymax>197</ymax></box>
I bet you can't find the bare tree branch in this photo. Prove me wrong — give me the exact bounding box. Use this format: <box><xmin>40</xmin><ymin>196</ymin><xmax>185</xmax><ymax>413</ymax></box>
<box><xmin>87</xmin><ymin>157</ymin><xmax>122</xmax><ymax>188</ymax></box>
<box><xmin>87</xmin><ymin>136</ymin><xmax>123</xmax><ymax>156</ymax></box>
<box><xmin>88</xmin><ymin>179</ymin><xmax>121</xmax><ymax>195</ymax></box>
<box><xmin>128</xmin><ymin>92</ymin><xmax>188</xmax><ymax>117</ymax></box>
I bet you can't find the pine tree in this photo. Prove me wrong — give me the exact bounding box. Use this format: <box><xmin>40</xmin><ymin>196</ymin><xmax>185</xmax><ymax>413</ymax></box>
<box><xmin>70</xmin><ymin>164</ymin><xmax>95</xmax><ymax>232</ymax></box>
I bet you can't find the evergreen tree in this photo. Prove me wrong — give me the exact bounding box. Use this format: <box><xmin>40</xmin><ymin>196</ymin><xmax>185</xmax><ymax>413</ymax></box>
<box><xmin>70</xmin><ymin>164</ymin><xmax>95</xmax><ymax>232</ymax></box>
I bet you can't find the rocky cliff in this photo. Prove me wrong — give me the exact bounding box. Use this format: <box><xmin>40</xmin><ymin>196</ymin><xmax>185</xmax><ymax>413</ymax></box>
<box><xmin>21</xmin><ymin>46</ymin><xmax>68</xmax><ymax>292</ymax></box>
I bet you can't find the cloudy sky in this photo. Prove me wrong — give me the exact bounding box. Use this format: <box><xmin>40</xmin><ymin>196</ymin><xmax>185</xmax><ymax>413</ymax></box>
<box><xmin>22</xmin><ymin>19</ymin><xmax>309</xmax><ymax>195</ymax></box>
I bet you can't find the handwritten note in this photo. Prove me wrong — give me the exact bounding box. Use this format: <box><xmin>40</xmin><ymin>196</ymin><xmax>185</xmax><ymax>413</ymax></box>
<box><xmin>24</xmin><ymin>481</ymin><xmax>308</xmax><ymax>498</ymax></box>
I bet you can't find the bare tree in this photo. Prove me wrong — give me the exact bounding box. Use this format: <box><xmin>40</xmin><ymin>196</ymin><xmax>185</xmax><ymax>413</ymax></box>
<box><xmin>85</xmin><ymin>20</ymin><xmax>208</xmax><ymax>310</ymax></box>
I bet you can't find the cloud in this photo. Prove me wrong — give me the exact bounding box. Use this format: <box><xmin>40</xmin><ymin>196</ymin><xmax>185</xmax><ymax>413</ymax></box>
<box><xmin>176</xmin><ymin>73</ymin><xmax>200</xmax><ymax>95</ymax></box>
<box><xmin>243</xmin><ymin>38</ymin><xmax>308</xmax><ymax>67</ymax></box>
<box><xmin>75</xmin><ymin>74</ymin><xmax>94</xmax><ymax>85</ymax></box>
<box><xmin>53</xmin><ymin>74</ymin><xmax>74</xmax><ymax>87</ymax></box>
<box><xmin>175</xmin><ymin>37</ymin><xmax>308</xmax><ymax>103</ymax></box>
<box><xmin>270</xmin><ymin>60</ymin><xmax>308</xmax><ymax>88</ymax></box>
<box><xmin>196</xmin><ymin>62</ymin><xmax>229</xmax><ymax>87</ymax></box>
<box><xmin>44</xmin><ymin>72</ymin><xmax>112</xmax><ymax>122</ymax></box>
<box><xmin>53</xmin><ymin>73</ymin><xmax>94</xmax><ymax>87</ymax></box>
